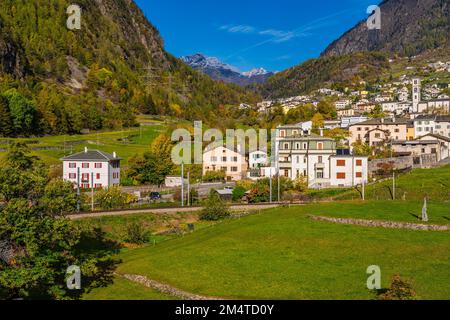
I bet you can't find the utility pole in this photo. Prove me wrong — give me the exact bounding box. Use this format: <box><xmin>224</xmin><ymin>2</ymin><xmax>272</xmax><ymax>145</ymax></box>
<box><xmin>362</xmin><ymin>166</ymin><xmax>366</xmax><ymax>201</ymax></box>
<box><xmin>392</xmin><ymin>170</ymin><xmax>396</xmax><ymax>200</ymax></box>
<box><xmin>187</xmin><ymin>171</ymin><xmax>190</xmax><ymax>207</ymax></box>
<box><xmin>91</xmin><ymin>172</ymin><xmax>94</xmax><ymax>211</ymax></box>
<box><xmin>76</xmin><ymin>167</ymin><xmax>81</xmax><ymax>212</ymax></box>
<box><xmin>181</xmin><ymin>162</ymin><xmax>184</xmax><ymax>207</ymax></box>
<box><xmin>277</xmin><ymin>168</ymin><xmax>281</xmax><ymax>203</ymax></box>
<box><xmin>269</xmin><ymin>168</ymin><xmax>273</xmax><ymax>203</ymax></box>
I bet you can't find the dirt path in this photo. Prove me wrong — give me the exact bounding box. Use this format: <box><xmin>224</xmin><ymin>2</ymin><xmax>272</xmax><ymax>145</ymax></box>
<box><xmin>118</xmin><ymin>273</ymin><xmax>225</xmax><ymax>300</ymax></box>
<box><xmin>68</xmin><ymin>204</ymin><xmax>281</xmax><ymax>220</ymax></box>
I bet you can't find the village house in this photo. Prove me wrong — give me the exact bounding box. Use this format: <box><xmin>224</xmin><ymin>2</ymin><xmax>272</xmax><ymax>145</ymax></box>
<box><xmin>348</xmin><ymin>118</ymin><xmax>409</xmax><ymax>147</ymax></box>
<box><xmin>337</xmin><ymin>108</ymin><xmax>355</xmax><ymax>118</ymax></box>
<box><xmin>61</xmin><ymin>148</ymin><xmax>121</xmax><ymax>189</ymax></box>
<box><xmin>275</xmin><ymin>128</ymin><xmax>368</xmax><ymax>189</ymax></box>
<box><xmin>203</xmin><ymin>145</ymin><xmax>248</xmax><ymax>181</ymax></box>
<box><xmin>414</xmin><ymin>115</ymin><xmax>450</xmax><ymax>138</ymax></box>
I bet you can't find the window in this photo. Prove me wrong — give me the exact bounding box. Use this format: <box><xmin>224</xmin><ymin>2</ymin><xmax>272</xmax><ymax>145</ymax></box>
<box><xmin>82</xmin><ymin>163</ymin><xmax>89</xmax><ymax>169</ymax></box>
<box><xmin>337</xmin><ymin>160</ymin><xmax>346</xmax><ymax>167</ymax></box>
<box><xmin>113</xmin><ymin>172</ymin><xmax>120</xmax><ymax>179</ymax></box>
<box><xmin>318</xmin><ymin>156</ymin><xmax>323</xmax><ymax>164</ymax></box>
<box><xmin>222</xmin><ymin>157</ymin><xmax>227</xmax><ymax>162</ymax></box>
<box><xmin>356</xmin><ymin>172</ymin><xmax>362</xmax><ymax>178</ymax></box>
<box><xmin>284</xmin><ymin>170</ymin><xmax>289</xmax><ymax>177</ymax></box>
<box><xmin>95</xmin><ymin>184</ymin><xmax>102</xmax><ymax>189</ymax></box>
<box><xmin>375</xmin><ymin>133</ymin><xmax>381</xmax><ymax>138</ymax></box>
<box><xmin>304</xmin><ymin>157</ymin><xmax>307</xmax><ymax>164</ymax></box>
<box><xmin>357</xmin><ymin>127</ymin><xmax>362</xmax><ymax>131</ymax></box>
<box><xmin>69</xmin><ymin>163</ymin><xmax>76</xmax><ymax>169</ymax></box>
<box><xmin>232</xmin><ymin>156</ymin><xmax>238</xmax><ymax>162</ymax></box>
<box><xmin>303</xmin><ymin>170</ymin><xmax>307</xmax><ymax>176</ymax></box>
<box><xmin>95</xmin><ymin>163</ymin><xmax>102</xmax><ymax>169</ymax></box>
<box><xmin>81</xmin><ymin>173</ymin><xmax>89</xmax><ymax>182</ymax></box>
<box><xmin>336</xmin><ymin>173</ymin><xmax>346</xmax><ymax>179</ymax></box>
<box><xmin>69</xmin><ymin>173</ymin><xmax>76</xmax><ymax>179</ymax></box>
<box><xmin>221</xmin><ymin>166</ymin><xmax>227</xmax><ymax>171</ymax></box>
<box><xmin>211</xmin><ymin>156</ymin><xmax>217</xmax><ymax>162</ymax></box>
<box><xmin>356</xmin><ymin>160</ymin><xmax>362</xmax><ymax>166</ymax></box>
<box><xmin>316</xmin><ymin>170</ymin><xmax>324</xmax><ymax>179</ymax></box>
<box><xmin>96</xmin><ymin>173</ymin><xmax>101</xmax><ymax>180</ymax></box>
<box><xmin>394</xmin><ymin>129</ymin><xmax>400</xmax><ymax>133</ymax></box>
<box><xmin>284</xmin><ymin>143</ymin><xmax>289</xmax><ymax>150</ymax></box>
<box><xmin>317</xmin><ymin>143</ymin><xmax>323</xmax><ymax>150</ymax></box>
<box><xmin>231</xmin><ymin>167</ymin><xmax>238</xmax><ymax>172</ymax></box>
<box><xmin>296</xmin><ymin>156</ymin><xmax>300</xmax><ymax>164</ymax></box>
<box><xmin>280</xmin><ymin>130</ymin><xmax>286</xmax><ymax>138</ymax></box>
<box><xmin>292</xmin><ymin>130</ymin><xmax>298</xmax><ymax>136</ymax></box>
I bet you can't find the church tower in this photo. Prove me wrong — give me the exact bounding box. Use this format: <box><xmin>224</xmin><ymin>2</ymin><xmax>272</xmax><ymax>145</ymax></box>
<box><xmin>412</xmin><ymin>78</ymin><xmax>421</xmax><ymax>112</ymax></box>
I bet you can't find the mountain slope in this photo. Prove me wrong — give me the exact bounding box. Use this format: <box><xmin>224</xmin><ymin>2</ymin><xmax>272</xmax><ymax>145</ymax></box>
<box><xmin>322</xmin><ymin>0</ymin><xmax>450</xmax><ymax>57</ymax></box>
<box><xmin>0</xmin><ymin>0</ymin><xmax>259</xmax><ymax>136</ymax></box>
<box><xmin>181</xmin><ymin>53</ymin><xmax>274</xmax><ymax>86</ymax></box>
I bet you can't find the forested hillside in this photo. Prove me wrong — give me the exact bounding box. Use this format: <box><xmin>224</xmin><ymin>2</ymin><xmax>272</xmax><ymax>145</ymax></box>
<box><xmin>0</xmin><ymin>0</ymin><xmax>259</xmax><ymax>137</ymax></box>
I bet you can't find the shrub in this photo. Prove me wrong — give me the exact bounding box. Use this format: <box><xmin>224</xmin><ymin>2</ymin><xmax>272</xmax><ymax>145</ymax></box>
<box><xmin>232</xmin><ymin>186</ymin><xmax>247</xmax><ymax>202</ymax></box>
<box><xmin>125</xmin><ymin>222</ymin><xmax>149</xmax><ymax>244</ymax></box>
<box><xmin>200</xmin><ymin>191</ymin><xmax>230</xmax><ymax>221</ymax></box>
<box><xmin>379</xmin><ymin>275</ymin><xmax>416</xmax><ymax>300</ymax></box>
<box><xmin>96</xmin><ymin>186</ymin><xmax>136</xmax><ymax>210</ymax></box>
<box><xmin>203</xmin><ymin>170</ymin><xmax>226</xmax><ymax>182</ymax></box>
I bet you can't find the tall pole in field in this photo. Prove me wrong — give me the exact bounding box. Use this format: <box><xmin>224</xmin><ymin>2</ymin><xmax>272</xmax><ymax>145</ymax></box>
<box><xmin>181</xmin><ymin>162</ymin><xmax>184</xmax><ymax>207</ymax></box>
<box><xmin>187</xmin><ymin>171</ymin><xmax>190</xmax><ymax>207</ymax></box>
<box><xmin>91</xmin><ymin>172</ymin><xmax>94</xmax><ymax>211</ymax></box>
<box><xmin>277</xmin><ymin>168</ymin><xmax>281</xmax><ymax>203</ymax></box>
<box><xmin>362</xmin><ymin>165</ymin><xmax>366</xmax><ymax>201</ymax></box>
<box><xmin>392</xmin><ymin>170</ymin><xmax>396</xmax><ymax>200</ymax></box>
<box><xmin>76</xmin><ymin>167</ymin><xmax>81</xmax><ymax>212</ymax></box>
<box><xmin>269</xmin><ymin>168</ymin><xmax>273</xmax><ymax>203</ymax></box>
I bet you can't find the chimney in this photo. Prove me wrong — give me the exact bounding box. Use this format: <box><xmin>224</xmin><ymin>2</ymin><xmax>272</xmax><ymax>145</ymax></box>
<box><xmin>381</xmin><ymin>118</ymin><xmax>384</xmax><ymax>124</ymax></box>
<box><xmin>113</xmin><ymin>152</ymin><xmax>117</xmax><ymax>158</ymax></box>
<box><xmin>84</xmin><ymin>147</ymin><xmax>88</xmax><ymax>153</ymax></box>
<box><xmin>319</xmin><ymin>128</ymin><xmax>324</xmax><ymax>137</ymax></box>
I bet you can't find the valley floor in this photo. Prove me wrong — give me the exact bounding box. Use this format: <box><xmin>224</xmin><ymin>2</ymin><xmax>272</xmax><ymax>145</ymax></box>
<box><xmin>81</xmin><ymin>201</ymin><xmax>450</xmax><ymax>300</ymax></box>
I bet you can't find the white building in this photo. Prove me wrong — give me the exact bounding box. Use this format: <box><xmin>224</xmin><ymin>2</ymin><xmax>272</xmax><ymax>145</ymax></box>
<box><xmin>414</xmin><ymin>115</ymin><xmax>450</xmax><ymax>138</ymax></box>
<box><xmin>61</xmin><ymin>148</ymin><xmax>121</xmax><ymax>189</ymax></box>
<box><xmin>276</xmin><ymin>131</ymin><xmax>368</xmax><ymax>189</ymax></box>
<box><xmin>249</xmin><ymin>151</ymin><xmax>268</xmax><ymax>169</ymax></box>
<box><xmin>203</xmin><ymin>145</ymin><xmax>248</xmax><ymax>181</ymax></box>
<box><xmin>335</xmin><ymin>99</ymin><xmax>352</xmax><ymax>110</ymax></box>
<box><xmin>340</xmin><ymin>116</ymin><xmax>369</xmax><ymax>128</ymax></box>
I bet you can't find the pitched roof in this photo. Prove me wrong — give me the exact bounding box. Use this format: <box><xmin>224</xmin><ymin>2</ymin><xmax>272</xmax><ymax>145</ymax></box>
<box><xmin>413</xmin><ymin>115</ymin><xmax>450</xmax><ymax>122</ymax></box>
<box><xmin>416</xmin><ymin>133</ymin><xmax>450</xmax><ymax>143</ymax></box>
<box><xmin>349</xmin><ymin>117</ymin><xmax>409</xmax><ymax>126</ymax></box>
<box><xmin>61</xmin><ymin>149</ymin><xmax>122</xmax><ymax>161</ymax></box>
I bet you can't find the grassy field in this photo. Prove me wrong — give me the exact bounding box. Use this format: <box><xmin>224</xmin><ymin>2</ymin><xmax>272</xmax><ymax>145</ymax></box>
<box><xmin>0</xmin><ymin>124</ymin><xmax>166</xmax><ymax>166</ymax></box>
<box><xmin>308</xmin><ymin>165</ymin><xmax>450</xmax><ymax>202</ymax></box>
<box><xmin>83</xmin><ymin>276</ymin><xmax>175</xmax><ymax>300</ymax></box>
<box><xmin>80</xmin><ymin>201</ymin><xmax>450</xmax><ymax>300</ymax></box>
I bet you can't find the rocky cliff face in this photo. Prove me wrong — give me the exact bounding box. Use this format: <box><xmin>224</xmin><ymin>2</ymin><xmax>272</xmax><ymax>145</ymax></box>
<box><xmin>322</xmin><ymin>0</ymin><xmax>449</xmax><ymax>57</ymax></box>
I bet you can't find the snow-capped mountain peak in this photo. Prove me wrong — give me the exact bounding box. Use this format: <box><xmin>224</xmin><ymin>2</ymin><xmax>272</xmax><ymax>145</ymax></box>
<box><xmin>181</xmin><ymin>54</ymin><xmax>240</xmax><ymax>73</ymax></box>
<box><xmin>181</xmin><ymin>54</ymin><xmax>274</xmax><ymax>86</ymax></box>
<box><xmin>242</xmin><ymin>68</ymin><xmax>270</xmax><ymax>78</ymax></box>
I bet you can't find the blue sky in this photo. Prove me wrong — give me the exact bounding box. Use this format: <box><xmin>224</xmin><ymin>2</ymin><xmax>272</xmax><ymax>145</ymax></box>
<box><xmin>134</xmin><ymin>0</ymin><xmax>381</xmax><ymax>72</ymax></box>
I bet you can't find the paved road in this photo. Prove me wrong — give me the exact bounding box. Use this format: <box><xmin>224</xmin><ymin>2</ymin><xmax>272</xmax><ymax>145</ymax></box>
<box><xmin>68</xmin><ymin>203</ymin><xmax>281</xmax><ymax>220</ymax></box>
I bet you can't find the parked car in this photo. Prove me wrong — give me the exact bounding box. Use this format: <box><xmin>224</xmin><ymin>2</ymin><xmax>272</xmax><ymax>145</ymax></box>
<box><xmin>150</xmin><ymin>192</ymin><xmax>162</xmax><ymax>200</ymax></box>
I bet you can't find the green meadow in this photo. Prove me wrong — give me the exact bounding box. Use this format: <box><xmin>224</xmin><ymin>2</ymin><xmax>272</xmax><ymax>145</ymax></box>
<box><xmin>0</xmin><ymin>124</ymin><xmax>165</xmax><ymax>166</ymax></box>
<box><xmin>82</xmin><ymin>200</ymin><xmax>450</xmax><ymax>300</ymax></box>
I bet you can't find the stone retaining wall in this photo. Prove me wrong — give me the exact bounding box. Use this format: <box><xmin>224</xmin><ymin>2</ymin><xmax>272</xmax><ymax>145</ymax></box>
<box><xmin>119</xmin><ymin>274</ymin><xmax>224</xmax><ymax>300</ymax></box>
<box><xmin>309</xmin><ymin>215</ymin><xmax>450</xmax><ymax>231</ymax></box>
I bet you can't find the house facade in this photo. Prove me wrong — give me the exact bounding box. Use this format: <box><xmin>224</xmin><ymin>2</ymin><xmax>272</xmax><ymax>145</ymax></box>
<box><xmin>414</xmin><ymin>115</ymin><xmax>450</xmax><ymax>138</ymax></box>
<box><xmin>348</xmin><ymin>118</ymin><xmax>409</xmax><ymax>147</ymax></box>
<box><xmin>276</xmin><ymin>130</ymin><xmax>368</xmax><ymax>189</ymax></box>
<box><xmin>203</xmin><ymin>145</ymin><xmax>248</xmax><ymax>181</ymax></box>
<box><xmin>61</xmin><ymin>148</ymin><xmax>121</xmax><ymax>189</ymax></box>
